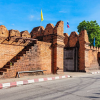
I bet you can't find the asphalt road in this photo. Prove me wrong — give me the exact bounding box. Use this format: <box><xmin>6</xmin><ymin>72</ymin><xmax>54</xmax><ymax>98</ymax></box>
<box><xmin>0</xmin><ymin>74</ymin><xmax>100</xmax><ymax>100</ymax></box>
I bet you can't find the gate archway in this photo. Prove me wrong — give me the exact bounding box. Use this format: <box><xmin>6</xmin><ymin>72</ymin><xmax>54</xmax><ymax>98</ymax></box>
<box><xmin>64</xmin><ymin>47</ymin><xmax>78</xmax><ymax>71</ymax></box>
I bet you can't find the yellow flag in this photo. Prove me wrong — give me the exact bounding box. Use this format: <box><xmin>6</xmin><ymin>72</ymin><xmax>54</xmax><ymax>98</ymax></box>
<box><xmin>41</xmin><ymin>9</ymin><xmax>44</xmax><ymax>21</ymax></box>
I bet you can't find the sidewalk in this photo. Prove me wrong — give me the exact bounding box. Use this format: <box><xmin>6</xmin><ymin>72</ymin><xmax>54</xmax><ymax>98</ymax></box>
<box><xmin>0</xmin><ymin>72</ymin><xmax>91</xmax><ymax>83</ymax></box>
<box><xmin>0</xmin><ymin>71</ymin><xmax>100</xmax><ymax>89</ymax></box>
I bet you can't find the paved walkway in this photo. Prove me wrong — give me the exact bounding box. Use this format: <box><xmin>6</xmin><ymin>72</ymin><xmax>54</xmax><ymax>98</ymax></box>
<box><xmin>0</xmin><ymin>72</ymin><xmax>90</xmax><ymax>83</ymax></box>
<box><xmin>0</xmin><ymin>71</ymin><xmax>100</xmax><ymax>89</ymax></box>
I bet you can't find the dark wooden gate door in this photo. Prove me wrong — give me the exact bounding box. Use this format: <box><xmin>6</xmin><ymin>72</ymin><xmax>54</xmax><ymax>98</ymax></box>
<box><xmin>64</xmin><ymin>47</ymin><xmax>78</xmax><ymax>71</ymax></box>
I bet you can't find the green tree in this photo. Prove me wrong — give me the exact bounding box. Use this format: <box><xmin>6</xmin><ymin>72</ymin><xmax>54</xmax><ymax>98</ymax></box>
<box><xmin>77</xmin><ymin>20</ymin><xmax>100</xmax><ymax>47</ymax></box>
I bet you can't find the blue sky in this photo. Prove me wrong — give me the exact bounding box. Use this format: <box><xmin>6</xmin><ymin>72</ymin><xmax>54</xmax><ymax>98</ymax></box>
<box><xmin>0</xmin><ymin>0</ymin><xmax>100</xmax><ymax>35</ymax></box>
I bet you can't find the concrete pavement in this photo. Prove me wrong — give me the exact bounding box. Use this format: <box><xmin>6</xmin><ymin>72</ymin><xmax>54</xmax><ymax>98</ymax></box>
<box><xmin>0</xmin><ymin>71</ymin><xmax>100</xmax><ymax>89</ymax></box>
<box><xmin>0</xmin><ymin>74</ymin><xmax>100</xmax><ymax>100</ymax></box>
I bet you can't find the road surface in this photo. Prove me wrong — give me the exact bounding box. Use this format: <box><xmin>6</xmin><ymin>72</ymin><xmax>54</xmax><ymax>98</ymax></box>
<box><xmin>0</xmin><ymin>74</ymin><xmax>100</xmax><ymax>100</ymax></box>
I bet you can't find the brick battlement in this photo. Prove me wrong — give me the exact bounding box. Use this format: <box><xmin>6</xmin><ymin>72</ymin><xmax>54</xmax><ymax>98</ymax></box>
<box><xmin>85</xmin><ymin>44</ymin><xmax>100</xmax><ymax>52</ymax></box>
<box><xmin>0</xmin><ymin>21</ymin><xmax>100</xmax><ymax>78</ymax></box>
<box><xmin>78</xmin><ymin>30</ymin><xmax>100</xmax><ymax>72</ymax></box>
<box><xmin>30</xmin><ymin>21</ymin><xmax>64</xmax><ymax>39</ymax></box>
<box><xmin>64</xmin><ymin>31</ymin><xmax>79</xmax><ymax>47</ymax></box>
<box><xmin>0</xmin><ymin>25</ymin><xmax>37</xmax><ymax>70</ymax></box>
<box><xmin>64</xmin><ymin>29</ymin><xmax>100</xmax><ymax>72</ymax></box>
<box><xmin>0</xmin><ymin>21</ymin><xmax>64</xmax><ymax>45</ymax></box>
<box><xmin>0</xmin><ymin>20</ymin><xmax>65</xmax><ymax>78</ymax></box>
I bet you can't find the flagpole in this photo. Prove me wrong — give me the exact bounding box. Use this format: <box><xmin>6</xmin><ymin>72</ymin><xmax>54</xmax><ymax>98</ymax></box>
<box><xmin>93</xmin><ymin>37</ymin><xmax>95</xmax><ymax>46</ymax></box>
<box><xmin>67</xmin><ymin>20</ymin><xmax>68</xmax><ymax>34</ymax></box>
<box><xmin>40</xmin><ymin>20</ymin><xmax>42</xmax><ymax>34</ymax></box>
<box><xmin>67</xmin><ymin>20</ymin><xmax>69</xmax><ymax>34</ymax></box>
<box><xmin>40</xmin><ymin>20</ymin><xmax>41</xmax><ymax>26</ymax></box>
<box><xmin>40</xmin><ymin>9</ymin><xmax>44</xmax><ymax>34</ymax></box>
<box><xmin>40</xmin><ymin>12</ymin><xmax>41</xmax><ymax>34</ymax></box>
<box><xmin>67</xmin><ymin>28</ymin><xmax>68</xmax><ymax>34</ymax></box>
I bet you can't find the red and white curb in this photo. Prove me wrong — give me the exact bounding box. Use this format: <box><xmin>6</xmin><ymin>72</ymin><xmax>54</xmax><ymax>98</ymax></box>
<box><xmin>91</xmin><ymin>71</ymin><xmax>100</xmax><ymax>74</ymax></box>
<box><xmin>0</xmin><ymin>75</ymin><xmax>71</xmax><ymax>89</ymax></box>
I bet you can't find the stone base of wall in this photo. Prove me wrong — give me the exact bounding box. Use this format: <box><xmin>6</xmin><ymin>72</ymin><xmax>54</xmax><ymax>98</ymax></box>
<box><xmin>85</xmin><ymin>64</ymin><xmax>100</xmax><ymax>72</ymax></box>
<box><xmin>57</xmin><ymin>68</ymin><xmax>63</xmax><ymax>74</ymax></box>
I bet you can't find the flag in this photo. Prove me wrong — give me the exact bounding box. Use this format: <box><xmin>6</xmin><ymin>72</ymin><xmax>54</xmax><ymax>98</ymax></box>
<box><xmin>41</xmin><ymin>9</ymin><xmax>44</xmax><ymax>21</ymax></box>
<box><xmin>67</xmin><ymin>21</ymin><xmax>70</xmax><ymax>28</ymax></box>
<box><xmin>93</xmin><ymin>38</ymin><xmax>95</xmax><ymax>46</ymax></box>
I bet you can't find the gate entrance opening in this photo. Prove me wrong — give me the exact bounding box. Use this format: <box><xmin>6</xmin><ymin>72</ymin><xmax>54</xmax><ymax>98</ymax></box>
<box><xmin>64</xmin><ymin>47</ymin><xmax>78</xmax><ymax>72</ymax></box>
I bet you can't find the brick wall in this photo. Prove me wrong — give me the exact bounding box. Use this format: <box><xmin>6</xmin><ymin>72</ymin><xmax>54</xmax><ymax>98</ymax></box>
<box><xmin>85</xmin><ymin>45</ymin><xmax>99</xmax><ymax>72</ymax></box>
<box><xmin>30</xmin><ymin>26</ymin><xmax>44</xmax><ymax>39</ymax></box>
<box><xmin>0</xmin><ymin>44</ymin><xmax>24</xmax><ymax>68</ymax></box>
<box><xmin>69</xmin><ymin>32</ymin><xmax>79</xmax><ymax>47</ymax></box>
<box><xmin>64</xmin><ymin>31</ymin><xmax>78</xmax><ymax>48</ymax></box>
<box><xmin>79</xmin><ymin>30</ymin><xmax>99</xmax><ymax>72</ymax></box>
<box><xmin>52</xmin><ymin>21</ymin><xmax>65</xmax><ymax>74</ymax></box>
<box><xmin>31</xmin><ymin>21</ymin><xmax>65</xmax><ymax>74</ymax></box>
<box><xmin>1</xmin><ymin>41</ymin><xmax>51</xmax><ymax>78</ymax></box>
<box><xmin>0</xmin><ymin>25</ymin><xmax>25</xmax><ymax>69</ymax></box>
<box><xmin>64</xmin><ymin>29</ymin><xmax>100</xmax><ymax>72</ymax></box>
<box><xmin>0</xmin><ymin>21</ymin><xmax>65</xmax><ymax>78</ymax></box>
<box><xmin>78</xmin><ymin>30</ymin><xmax>86</xmax><ymax>71</ymax></box>
<box><xmin>64</xmin><ymin>33</ymin><xmax>69</xmax><ymax>47</ymax></box>
<box><xmin>1</xmin><ymin>21</ymin><xmax>100</xmax><ymax>79</ymax></box>
<box><xmin>37</xmin><ymin>41</ymin><xmax>52</xmax><ymax>74</ymax></box>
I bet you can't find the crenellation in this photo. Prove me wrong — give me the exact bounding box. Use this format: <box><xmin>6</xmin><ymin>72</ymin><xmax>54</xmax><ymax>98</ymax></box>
<box><xmin>0</xmin><ymin>25</ymin><xmax>9</xmax><ymax>37</ymax></box>
<box><xmin>54</xmin><ymin>21</ymin><xmax>64</xmax><ymax>36</ymax></box>
<box><xmin>44</xmin><ymin>23</ymin><xmax>54</xmax><ymax>35</ymax></box>
<box><xmin>98</xmin><ymin>47</ymin><xmax>100</xmax><ymax>51</ymax></box>
<box><xmin>30</xmin><ymin>26</ymin><xmax>44</xmax><ymax>39</ymax></box>
<box><xmin>88</xmin><ymin>45</ymin><xmax>91</xmax><ymax>50</ymax></box>
<box><xmin>0</xmin><ymin>21</ymin><xmax>100</xmax><ymax>78</ymax></box>
<box><xmin>64</xmin><ymin>33</ymin><xmax>69</xmax><ymax>47</ymax></box>
<box><xmin>79</xmin><ymin>30</ymin><xmax>99</xmax><ymax>72</ymax></box>
<box><xmin>98</xmin><ymin>47</ymin><xmax>99</xmax><ymax>51</ymax></box>
<box><xmin>96</xmin><ymin>47</ymin><xmax>98</xmax><ymax>51</ymax></box>
<box><xmin>93</xmin><ymin>46</ymin><xmax>96</xmax><ymax>50</ymax></box>
<box><xmin>69</xmin><ymin>31</ymin><xmax>78</xmax><ymax>47</ymax></box>
<box><xmin>9</xmin><ymin>29</ymin><xmax>21</xmax><ymax>37</ymax></box>
<box><xmin>90</xmin><ymin>46</ymin><xmax>94</xmax><ymax>50</ymax></box>
<box><xmin>21</xmin><ymin>30</ymin><xmax>31</xmax><ymax>38</ymax></box>
<box><xmin>85</xmin><ymin>44</ymin><xmax>91</xmax><ymax>50</ymax></box>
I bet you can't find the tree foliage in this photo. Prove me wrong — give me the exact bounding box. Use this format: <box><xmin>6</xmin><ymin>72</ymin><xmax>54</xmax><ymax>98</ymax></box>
<box><xmin>77</xmin><ymin>20</ymin><xmax>100</xmax><ymax>47</ymax></box>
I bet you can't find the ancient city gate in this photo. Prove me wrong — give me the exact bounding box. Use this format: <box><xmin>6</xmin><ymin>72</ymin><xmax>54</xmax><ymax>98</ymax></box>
<box><xmin>64</xmin><ymin>47</ymin><xmax>78</xmax><ymax>71</ymax></box>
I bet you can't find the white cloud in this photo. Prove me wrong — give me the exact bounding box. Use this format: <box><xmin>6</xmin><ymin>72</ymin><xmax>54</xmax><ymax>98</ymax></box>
<box><xmin>0</xmin><ymin>22</ymin><xmax>2</xmax><ymax>24</ymax></box>
<box><xmin>59</xmin><ymin>11</ymin><xmax>67</xmax><ymax>13</ymax></box>
<box><xmin>36</xmin><ymin>18</ymin><xmax>40</xmax><ymax>20</ymax></box>
<box><xmin>29</xmin><ymin>15</ymin><xmax>34</xmax><ymax>21</ymax></box>
<box><xmin>11</xmin><ymin>24</ymin><xmax>15</xmax><ymax>26</ymax></box>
